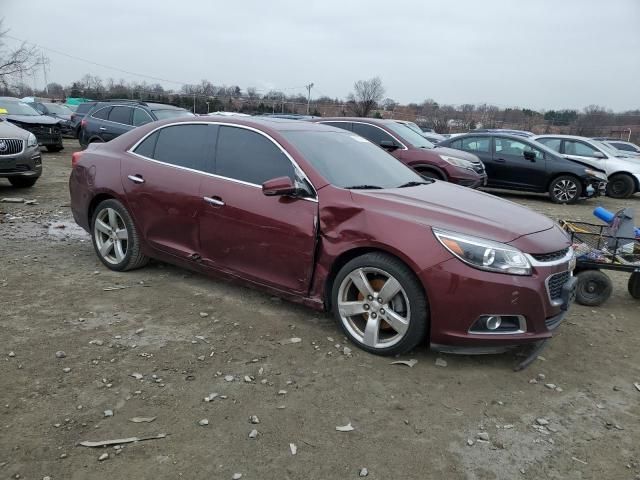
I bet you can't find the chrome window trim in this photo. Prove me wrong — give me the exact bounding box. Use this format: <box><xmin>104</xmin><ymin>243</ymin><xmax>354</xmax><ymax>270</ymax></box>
<box><xmin>468</xmin><ymin>315</ymin><xmax>527</xmax><ymax>335</ymax></box>
<box><xmin>525</xmin><ymin>247</ymin><xmax>574</xmax><ymax>267</ymax></box>
<box><xmin>126</xmin><ymin>121</ymin><xmax>318</xmax><ymax>203</ymax></box>
<box><xmin>318</xmin><ymin>120</ymin><xmax>409</xmax><ymax>151</ymax></box>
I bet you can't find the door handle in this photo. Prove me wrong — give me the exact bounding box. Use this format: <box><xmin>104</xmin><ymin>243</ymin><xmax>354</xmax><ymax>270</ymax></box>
<box><xmin>495</xmin><ymin>158</ymin><xmax>506</xmax><ymax>163</ymax></box>
<box><xmin>127</xmin><ymin>174</ymin><xmax>145</xmax><ymax>184</ymax></box>
<box><xmin>99</xmin><ymin>127</ymin><xmax>107</xmax><ymax>131</ymax></box>
<box><xmin>203</xmin><ymin>196</ymin><xmax>225</xmax><ymax>206</ymax></box>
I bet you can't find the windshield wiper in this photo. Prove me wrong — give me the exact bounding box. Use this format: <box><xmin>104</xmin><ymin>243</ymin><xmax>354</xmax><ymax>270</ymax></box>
<box><xmin>396</xmin><ymin>180</ymin><xmax>432</xmax><ymax>188</ymax></box>
<box><xmin>344</xmin><ymin>184</ymin><xmax>384</xmax><ymax>190</ymax></box>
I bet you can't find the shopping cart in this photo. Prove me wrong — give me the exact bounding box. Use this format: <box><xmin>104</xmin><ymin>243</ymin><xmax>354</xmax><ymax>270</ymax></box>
<box><xmin>560</xmin><ymin>220</ymin><xmax>640</xmax><ymax>306</ymax></box>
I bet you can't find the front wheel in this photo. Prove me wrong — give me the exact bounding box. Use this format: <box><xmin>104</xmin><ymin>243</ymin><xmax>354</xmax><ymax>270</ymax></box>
<box><xmin>628</xmin><ymin>272</ymin><xmax>640</xmax><ymax>300</ymax></box>
<box><xmin>8</xmin><ymin>177</ymin><xmax>38</xmax><ymax>188</ymax></box>
<box><xmin>606</xmin><ymin>174</ymin><xmax>635</xmax><ymax>199</ymax></box>
<box><xmin>47</xmin><ymin>145</ymin><xmax>64</xmax><ymax>152</ymax></box>
<box><xmin>575</xmin><ymin>270</ymin><xmax>612</xmax><ymax>306</ymax></box>
<box><xmin>91</xmin><ymin>199</ymin><xmax>149</xmax><ymax>271</ymax></box>
<box><xmin>549</xmin><ymin>175</ymin><xmax>581</xmax><ymax>204</ymax></box>
<box><xmin>331</xmin><ymin>252</ymin><xmax>428</xmax><ymax>356</ymax></box>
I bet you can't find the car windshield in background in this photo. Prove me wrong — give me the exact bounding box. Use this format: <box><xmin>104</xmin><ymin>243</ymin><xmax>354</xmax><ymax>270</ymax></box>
<box><xmin>0</xmin><ymin>101</ymin><xmax>41</xmax><ymax>116</ymax></box>
<box><xmin>594</xmin><ymin>140</ymin><xmax>628</xmax><ymax>157</ymax></box>
<box><xmin>386</xmin><ymin>122</ymin><xmax>435</xmax><ymax>149</ymax></box>
<box><xmin>44</xmin><ymin>103</ymin><xmax>73</xmax><ymax>115</ymax></box>
<box><xmin>282</xmin><ymin>130</ymin><xmax>424</xmax><ymax>189</ymax></box>
<box><xmin>151</xmin><ymin>109</ymin><xmax>195</xmax><ymax>120</ymax></box>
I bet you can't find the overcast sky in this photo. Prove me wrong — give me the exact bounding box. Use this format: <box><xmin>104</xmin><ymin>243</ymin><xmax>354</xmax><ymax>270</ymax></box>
<box><xmin>3</xmin><ymin>0</ymin><xmax>639</xmax><ymax>111</ymax></box>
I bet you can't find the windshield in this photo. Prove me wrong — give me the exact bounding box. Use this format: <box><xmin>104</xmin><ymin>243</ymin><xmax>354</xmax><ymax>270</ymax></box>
<box><xmin>0</xmin><ymin>101</ymin><xmax>41</xmax><ymax>116</ymax></box>
<box><xmin>594</xmin><ymin>140</ymin><xmax>627</xmax><ymax>157</ymax></box>
<box><xmin>44</xmin><ymin>103</ymin><xmax>72</xmax><ymax>115</ymax></box>
<box><xmin>152</xmin><ymin>109</ymin><xmax>195</xmax><ymax>120</ymax></box>
<box><xmin>386</xmin><ymin>122</ymin><xmax>435</xmax><ymax>149</ymax></box>
<box><xmin>282</xmin><ymin>130</ymin><xmax>424</xmax><ymax>189</ymax></box>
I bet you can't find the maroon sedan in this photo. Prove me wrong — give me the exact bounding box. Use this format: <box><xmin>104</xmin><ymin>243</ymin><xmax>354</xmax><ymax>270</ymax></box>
<box><xmin>311</xmin><ymin>117</ymin><xmax>487</xmax><ymax>187</ymax></box>
<box><xmin>69</xmin><ymin>117</ymin><xmax>576</xmax><ymax>356</ymax></box>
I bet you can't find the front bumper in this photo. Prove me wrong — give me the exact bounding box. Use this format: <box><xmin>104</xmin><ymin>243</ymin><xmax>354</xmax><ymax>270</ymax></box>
<box><xmin>420</xmin><ymin>253</ymin><xmax>575</xmax><ymax>351</ymax></box>
<box><xmin>449</xmin><ymin>169</ymin><xmax>487</xmax><ymax>189</ymax></box>
<box><xmin>16</xmin><ymin>124</ymin><xmax>63</xmax><ymax>147</ymax></box>
<box><xmin>0</xmin><ymin>146</ymin><xmax>42</xmax><ymax>178</ymax></box>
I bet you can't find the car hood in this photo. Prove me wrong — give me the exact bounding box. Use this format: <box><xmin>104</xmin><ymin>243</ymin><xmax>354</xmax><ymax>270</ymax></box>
<box><xmin>432</xmin><ymin>146</ymin><xmax>481</xmax><ymax>163</ymax></box>
<box><xmin>351</xmin><ymin>181</ymin><xmax>558</xmax><ymax>245</ymax></box>
<box><xmin>5</xmin><ymin>114</ymin><xmax>61</xmax><ymax>125</ymax></box>
<box><xmin>0</xmin><ymin>120</ymin><xmax>30</xmax><ymax>139</ymax></box>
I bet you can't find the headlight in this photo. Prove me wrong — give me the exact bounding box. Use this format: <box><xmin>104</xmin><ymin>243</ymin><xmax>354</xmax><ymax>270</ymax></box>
<box><xmin>439</xmin><ymin>155</ymin><xmax>475</xmax><ymax>170</ymax></box>
<box><xmin>584</xmin><ymin>168</ymin><xmax>607</xmax><ymax>181</ymax></box>
<box><xmin>433</xmin><ymin>228</ymin><xmax>532</xmax><ymax>275</ymax></box>
<box><xmin>27</xmin><ymin>133</ymin><xmax>38</xmax><ymax>147</ymax></box>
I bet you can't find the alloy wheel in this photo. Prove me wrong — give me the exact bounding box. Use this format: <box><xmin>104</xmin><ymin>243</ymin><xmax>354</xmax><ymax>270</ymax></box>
<box><xmin>552</xmin><ymin>179</ymin><xmax>578</xmax><ymax>202</ymax></box>
<box><xmin>337</xmin><ymin>267</ymin><xmax>410</xmax><ymax>349</ymax></box>
<box><xmin>94</xmin><ymin>208</ymin><xmax>129</xmax><ymax>265</ymax></box>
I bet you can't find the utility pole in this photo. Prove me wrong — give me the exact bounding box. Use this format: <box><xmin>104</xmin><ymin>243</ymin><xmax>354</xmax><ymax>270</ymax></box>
<box><xmin>193</xmin><ymin>94</ymin><xmax>196</xmax><ymax>114</ymax></box>
<box><xmin>41</xmin><ymin>51</ymin><xmax>48</xmax><ymax>96</ymax></box>
<box><xmin>305</xmin><ymin>83</ymin><xmax>314</xmax><ymax>115</ymax></box>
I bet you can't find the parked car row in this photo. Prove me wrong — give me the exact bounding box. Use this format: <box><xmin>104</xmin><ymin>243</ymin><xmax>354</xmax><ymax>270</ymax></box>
<box><xmin>0</xmin><ymin>116</ymin><xmax>42</xmax><ymax>187</ymax></box>
<box><xmin>69</xmin><ymin>117</ymin><xmax>577</xmax><ymax>357</ymax></box>
<box><xmin>0</xmin><ymin>97</ymin><xmax>64</xmax><ymax>151</ymax></box>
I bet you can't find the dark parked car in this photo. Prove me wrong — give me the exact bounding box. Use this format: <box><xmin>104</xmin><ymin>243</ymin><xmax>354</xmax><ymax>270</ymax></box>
<box><xmin>0</xmin><ymin>97</ymin><xmax>63</xmax><ymax>151</ymax></box>
<box><xmin>472</xmin><ymin>129</ymin><xmax>535</xmax><ymax>138</ymax></box>
<box><xmin>438</xmin><ymin>133</ymin><xmax>607</xmax><ymax>203</ymax></box>
<box><xmin>69</xmin><ymin>101</ymin><xmax>97</xmax><ymax>139</ymax></box>
<box><xmin>311</xmin><ymin>117</ymin><xmax>487</xmax><ymax>187</ymax></box>
<box><xmin>70</xmin><ymin>117</ymin><xmax>577</xmax><ymax>356</ymax></box>
<box><xmin>79</xmin><ymin>100</ymin><xmax>194</xmax><ymax>147</ymax></box>
<box><xmin>28</xmin><ymin>101</ymin><xmax>74</xmax><ymax>137</ymax></box>
<box><xmin>0</xmin><ymin>117</ymin><xmax>42</xmax><ymax>187</ymax></box>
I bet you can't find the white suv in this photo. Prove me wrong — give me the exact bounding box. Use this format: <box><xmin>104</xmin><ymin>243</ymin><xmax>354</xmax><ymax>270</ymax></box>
<box><xmin>533</xmin><ymin>134</ymin><xmax>640</xmax><ymax>198</ymax></box>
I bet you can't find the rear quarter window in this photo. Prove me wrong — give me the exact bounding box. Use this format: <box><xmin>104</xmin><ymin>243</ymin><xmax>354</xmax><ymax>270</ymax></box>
<box><xmin>91</xmin><ymin>107</ymin><xmax>112</xmax><ymax>120</ymax></box>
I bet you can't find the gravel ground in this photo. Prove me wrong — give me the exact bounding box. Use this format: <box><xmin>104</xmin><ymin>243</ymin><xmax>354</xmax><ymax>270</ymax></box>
<box><xmin>1</xmin><ymin>140</ymin><xmax>639</xmax><ymax>480</ymax></box>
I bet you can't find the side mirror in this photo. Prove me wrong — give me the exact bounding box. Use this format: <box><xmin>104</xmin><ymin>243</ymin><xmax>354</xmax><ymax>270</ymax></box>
<box><xmin>592</xmin><ymin>151</ymin><xmax>606</xmax><ymax>159</ymax></box>
<box><xmin>262</xmin><ymin>176</ymin><xmax>298</xmax><ymax>197</ymax></box>
<box><xmin>523</xmin><ymin>150</ymin><xmax>536</xmax><ymax>161</ymax></box>
<box><xmin>379</xmin><ymin>140</ymin><xmax>400</xmax><ymax>151</ymax></box>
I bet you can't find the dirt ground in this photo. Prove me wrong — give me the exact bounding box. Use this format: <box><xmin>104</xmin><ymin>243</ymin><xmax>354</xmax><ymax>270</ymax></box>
<box><xmin>1</xmin><ymin>139</ymin><xmax>639</xmax><ymax>480</ymax></box>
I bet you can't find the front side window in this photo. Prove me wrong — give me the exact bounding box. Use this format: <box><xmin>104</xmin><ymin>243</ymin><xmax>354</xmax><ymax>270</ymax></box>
<box><xmin>460</xmin><ymin>136</ymin><xmax>490</xmax><ymax>153</ymax></box>
<box><xmin>215</xmin><ymin>126</ymin><xmax>294</xmax><ymax>184</ymax></box>
<box><xmin>495</xmin><ymin>138</ymin><xmax>543</xmax><ymax>160</ymax></box>
<box><xmin>134</xmin><ymin>124</ymin><xmax>213</xmax><ymax>171</ymax></box>
<box><xmin>133</xmin><ymin>108</ymin><xmax>153</xmax><ymax>126</ymax></box>
<box><xmin>564</xmin><ymin>140</ymin><xmax>599</xmax><ymax>157</ymax></box>
<box><xmin>352</xmin><ymin>123</ymin><xmax>396</xmax><ymax>146</ymax></box>
<box><xmin>108</xmin><ymin>106</ymin><xmax>132</xmax><ymax>125</ymax></box>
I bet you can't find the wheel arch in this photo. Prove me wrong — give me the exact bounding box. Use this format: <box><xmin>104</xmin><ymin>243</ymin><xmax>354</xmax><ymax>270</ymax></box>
<box><xmin>409</xmin><ymin>163</ymin><xmax>447</xmax><ymax>181</ymax></box>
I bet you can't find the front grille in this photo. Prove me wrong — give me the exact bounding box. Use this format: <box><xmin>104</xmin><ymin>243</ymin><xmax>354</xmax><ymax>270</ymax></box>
<box><xmin>532</xmin><ymin>247</ymin><xmax>569</xmax><ymax>262</ymax></box>
<box><xmin>0</xmin><ymin>139</ymin><xmax>24</xmax><ymax>156</ymax></box>
<box><xmin>547</xmin><ymin>271</ymin><xmax>570</xmax><ymax>301</ymax></box>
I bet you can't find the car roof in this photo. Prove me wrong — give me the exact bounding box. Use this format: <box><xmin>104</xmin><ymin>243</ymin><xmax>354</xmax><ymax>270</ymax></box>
<box><xmin>313</xmin><ymin>117</ymin><xmax>395</xmax><ymax>126</ymax></box>
<box><xmin>533</xmin><ymin>134</ymin><xmax>595</xmax><ymax>140</ymax></box>
<box><xmin>449</xmin><ymin>132</ymin><xmax>536</xmax><ymax>141</ymax></box>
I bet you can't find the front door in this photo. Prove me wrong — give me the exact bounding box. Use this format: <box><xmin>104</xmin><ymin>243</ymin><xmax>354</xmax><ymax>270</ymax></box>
<box><xmin>121</xmin><ymin>123</ymin><xmax>214</xmax><ymax>260</ymax></box>
<box><xmin>198</xmin><ymin>125</ymin><xmax>317</xmax><ymax>294</ymax></box>
<box><xmin>492</xmin><ymin>137</ymin><xmax>547</xmax><ymax>190</ymax></box>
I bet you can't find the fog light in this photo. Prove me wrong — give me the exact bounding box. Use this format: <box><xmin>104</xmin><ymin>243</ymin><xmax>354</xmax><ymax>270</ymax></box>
<box><xmin>485</xmin><ymin>316</ymin><xmax>502</xmax><ymax>330</ymax></box>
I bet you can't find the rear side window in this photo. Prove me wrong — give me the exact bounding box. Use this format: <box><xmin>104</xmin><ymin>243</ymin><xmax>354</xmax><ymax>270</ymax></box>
<box><xmin>322</xmin><ymin>121</ymin><xmax>352</xmax><ymax>131</ymax></box>
<box><xmin>134</xmin><ymin>125</ymin><xmax>213</xmax><ymax>171</ymax></box>
<box><xmin>133</xmin><ymin>108</ymin><xmax>153</xmax><ymax>126</ymax></box>
<box><xmin>215</xmin><ymin>126</ymin><xmax>294</xmax><ymax>185</ymax></box>
<box><xmin>460</xmin><ymin>136</ymin><xmax>490</xmax><ymax>153</ymax></box>
<box><xmin>108</xmin><ymin>106</ymin><xmax>132</xmax><ymax>125</ymax></box>
<box><xmin>92</xmin><ymin>106</ymin><xmax>111</xmax><ymax>120</ymax></box>
<box><xmin>564</xmin><ymin>140</ymin><xmax>599</xmax><ymax>157</ymax></box>
<box><xmin>352</xmin><ymin>123</ymin><xmax>395</xmax><ymax>146</ymax></box>
<box><xmin>537</xmin><ymin>138</ymin><xmax>561</xmax><ymax>151</ymax></box>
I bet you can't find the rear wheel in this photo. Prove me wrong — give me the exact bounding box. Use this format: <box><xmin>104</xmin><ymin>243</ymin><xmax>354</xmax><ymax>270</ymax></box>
<box><xmin>549</xmin><ymin>175</ymin><xmax>581</xmax><ymax>204</ymax></box>
<box><xmin>8</xmin><ymin>177</ymin><xmax>38</xmax><ymax>188</ymax></box>
<box><xmin>606</xmin><ymin>174</ymin><xmax>635</xmax><ymax>199</ymax></box>
<box><xmin>628</xmin><ymin>272</ymin><xmax>640</xmax><ymax>300</ymax></box>
<box><xmin>332</xmin><ymin>252</ymin><xmax>428</xmax><ymax>356</ymax></box>
<box><xmin>91</xmin><ymin>199</ymin><xmax>149</xmax><ymax>271</ymax></box>
<box><xmin>575</xmin><ymin>270</ymin><xmax>612</xmax><ymax>306</ymax></box>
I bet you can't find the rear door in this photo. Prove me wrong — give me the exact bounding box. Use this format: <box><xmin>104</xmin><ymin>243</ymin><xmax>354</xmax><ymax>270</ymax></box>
<box><xmin>102</xmin><ymin>106</ymin><xmax>134</xmax><ymax>141</ymax></box>
<box><xmin>492</xmin><ymin>137</ymin><xmax>547</xmax><ymax>190</ymax></box>
<box><xmin>198</xmin><ymin>125</ymin><xmax>317</xmax><ymax>294</ymax></box>
<box><xmin>122</xmin><ymin>123</ymin><xmax>214</xmax><ymax>260</ymax></box>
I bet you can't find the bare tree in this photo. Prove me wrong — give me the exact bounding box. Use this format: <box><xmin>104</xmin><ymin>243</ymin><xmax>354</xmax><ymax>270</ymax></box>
<box><xmin>0</xmin><ymin>20</ymin><xmax>46</xmax><ymax>89</ymax></box>
<box><xmin>347</xmin><ymin>77</ymin><xmax>385</xmax><ymax>117</ymax></box>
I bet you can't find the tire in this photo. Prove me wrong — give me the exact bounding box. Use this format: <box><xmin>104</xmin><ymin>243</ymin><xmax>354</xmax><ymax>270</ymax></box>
<box><xmin>549</xmin><ymin>175</ymin><xmax>582</xmax><ymax>204</ymax></box>
<box><xmin>575</xmin><ymin>270</ymin><xmax>612</xmax><ymax>306</ymax></box>
<box><xmin>628</xmin><ymin>272</ymin><xmax>640</xmax><ymax>300</ymax></box>
<box><xmin>606</xmin><ymin>174</ymin><xmax>635</xmax><ymax>199</ymax></box>
<box><xmin>91</xmin><ymin>199</ymin><xmax>149</xmax><ymax>272</ymax></box>
<box><xmin>331</xmin><ymin>252</ymin><xmax>428</xmax><ymax>356</ymax></box>
<box><xmin>8</xmin><ymin>177</ymin><xmax>38</xmax><ymax>188</ymax></box>
<box><xmin>415</xmin><ymin>168</ymin><xmax>443</xmax><ymax>181</ymax></box>
<box><xmin>47</xmin><ymin>145</ymin><xmax>64</xmax><ymax>152</ymax></box>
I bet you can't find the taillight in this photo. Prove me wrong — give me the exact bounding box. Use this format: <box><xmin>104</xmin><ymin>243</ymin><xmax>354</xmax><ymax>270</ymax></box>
<box><xmin>71</xmin><ymin>151</ymin><xmax>83</xmax><ymax>168</ymax></box>
<box><xmin>81</xmin><ymin>119</ymin><xmax>87</xmax><ymax>127</ymax></box>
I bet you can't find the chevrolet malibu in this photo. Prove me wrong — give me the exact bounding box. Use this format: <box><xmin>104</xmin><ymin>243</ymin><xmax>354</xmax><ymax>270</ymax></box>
<box><xmin>69</xmin><ymin>118</ymin><xmax>576</xmax><ymax>356</ymax></box>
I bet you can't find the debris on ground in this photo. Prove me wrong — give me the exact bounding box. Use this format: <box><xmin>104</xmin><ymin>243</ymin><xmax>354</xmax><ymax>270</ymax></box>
<box><xmin>232</xmin><ymin>474</ymin><xmax>242</xmax><ymax>480</ymax></box>
<box><xmin>359</xmin><ymin>467</ymin><xmax>369</xmax><ymax>477</ymax></box>
<box><xmin>103</xmin><ymin>409</ymin><xmax>113</xmax><ymax>418</ymax></box>
<box><xmin>634</xmin><ymin>382</ymin><xmax>640</xmax><ymax>392</ymax></box>
<box><xmin>336</xmin><ymin>423</ymin><xmax>355</xmax><ymax>432</ymax></box>
<box><xmin>78</xmin><ymin>433</ymin><xmax>167</xmax><ymax>447</ymax></box>
<box><xmin>55</xmin><ymin>351</ymin><xmax>66</xmax><ymax>358</ymax></box>
<box><xmin>289</xmin><ymin>443</ymin><xmax>297</xmax><ymax>455</ymax></box>
<box><xmin>0</xmin><ymin>197</ymin><xmax>26</xmax><ymax>203</ymax></box>
<box><xmin>390</xmin><ymin>359</ymin><xmax>417</xmax><ymax>367</ymax></box>
<box><xmin>98</xmin><ymin>453</ymin><xmax>109</xmax><ymax>461</ymax></box>
<box><xmin>249</xmin><ymin>429</ymin><xmax>258</xmax><ymax>439</ymax></box>
<box><xmin>130</xmin><ymin>372</ymin><xmax>143</xmax><ymax>380</ymax></box>
<box><xmin>435</xmin><ymin>358</ymin><xmax>448</xmax><ymax>367</ymax></box>
<box><xmin>477</xmin><ymin>432</ymin><xmax>489</xmax><ymax>441</ymax></box>
<box><xmin>129</xmin><ymin>417</ymin><xmax>156</xmax><ymax>423</ymax></box>
<box><xmin>249</xmin><ymin>415</ymin><xmax>260</xmax><ymax>424</ymax></box>
<box><xmin>279</xmin><ymin>337</ymin><xmax>302</xmax><ymax>345</ymax></box>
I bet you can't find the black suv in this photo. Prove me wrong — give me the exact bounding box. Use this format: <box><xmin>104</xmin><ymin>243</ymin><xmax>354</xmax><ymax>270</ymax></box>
<box><xmin>79</xmin><ymin>100</ymin><xmax>193</xmax><ymax>147</ymax></box>
<box><xmin>438</xmin><ymin>133</ymin><xmax>607</xmax><ymax>203</ymax></box>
